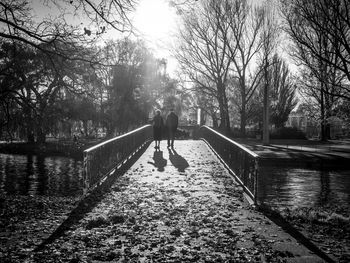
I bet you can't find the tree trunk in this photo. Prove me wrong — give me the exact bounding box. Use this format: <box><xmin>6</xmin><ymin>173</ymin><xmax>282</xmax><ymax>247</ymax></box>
<box><xmin>263</xmin><ymin>59</ymin><xmax>270</xmax><ymax>145</ymax></box>
<box><xmin>324</xmin><ymin>87</ymin><xmax>331</xmax><ymax>140</ymax></box>
<box><xmin>105</xmin><ymin>120</ymin><xmax>114</xmax><ymax>138</ymax></box>
<box><xmin>263</xmin><ymin>84</ymin><xmax>270</xmax><ymax>145</ymax></box>
<box><xmin>217</xmin><ymin>92</ymin><xmax>226</xmax><ymax>129</ymax></box>
<box><xmin>320</xmin><ymin>87</ymin><xmax>327</xmax><ymax>141</ymax></box>
<box><xmin>35</xmin><ymin>116</ymin><xmax>47</xmax><ymax>143</ymax></box>
<box><xmin>240</xmin><ymin>110</ymin><xmax>246</xmax><ymax>137</ymax></box>
<box><xmin>200</xmin><ymin>108</ymin><xmax>206</xmax><ymax>126</ymax></box>
<box><xmin>24</xmin><ymin>110</ymin><xmax>35</xmax><ymax>142</ymax></box>
<box><xmin>83</xmin><ymin>120</ymin><xmax>88</xmax><ymax>138</ymax></box>
<box><xmin>67</xmin><ymin>121</ymin><xmax>72</xmax><ymax>138</ymax></box>
<box><xmin>239</xmin><ymin>79</ymin><xmax>247</xmax><ymax>137</ymax></box>
<box><xmin>217</xmin><ymin>83</ymin><xmax>230</xmax><ymax>133</ymax></box>
<box><xmin>211</xmin><ymin>113</ymin><xmax>218</xmax><ymax>128</ymax></box>
<box><xmin>240</xmin><ymin>94</ymin><xmax>247</xmax><ymax>138</ymax></box>
<box><xmin>36</xmin><ymin>129</ymin><xmax>46</xmax><ymax>143</ymax></box>
<box><xmin>222</xmin><ymin>92</ymin><xmax>230</xmax><ymax>131</ymax></box>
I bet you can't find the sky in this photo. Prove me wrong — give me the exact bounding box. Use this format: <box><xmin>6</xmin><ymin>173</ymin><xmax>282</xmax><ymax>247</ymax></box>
<box><xmin>131</xmin><ymin>0</ymin><xmax>180</xmax><ymax>76</ymax></box>
<box><xmin>29</xmin><ymin>0</ymin><xmax>293</xmax><ymax>77</ymax></box>
<box><xmin>30</xmin><ymin>0</ymin><xmax>181</xmax><ymax>76</ymax></box>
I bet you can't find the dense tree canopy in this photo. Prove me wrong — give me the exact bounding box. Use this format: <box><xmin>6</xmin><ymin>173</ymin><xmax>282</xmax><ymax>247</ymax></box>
<box><xmin>1</xmin><ymin>0</ymin><xmax>350</xmax><ymax>142</ymax></box>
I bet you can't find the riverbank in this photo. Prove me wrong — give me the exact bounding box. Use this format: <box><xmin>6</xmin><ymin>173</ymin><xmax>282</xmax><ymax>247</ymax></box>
<box><xmin>0</xmin><ymin>139</ymin><xmax>104</xmax><ymax>160</ymax></box>
<box><xmin>237</xmin><ymin>138</ymin><xmax>350</xmax><ymax>168</ymax></box>
<box><xmin>0</xmin><ymin>194</ymin><xmax>79</xmax><ymax>262</ymax></box>
<box><xmin>0</xmin><ymin>137</ymin><xmax>145</xmax><ymax>262</ymax></box>
<box><xmin>279</xmin><ymin>205</ymin><xmax>350</xmax><ymax>262</ymax></box>
<box><xmin>238</xmin><ymin>138</ymin><xmax>350</xmax><ymax>262</ymax></box>
<box><xmin>0</xmin><ymin>141</ymin><xmax>91</xmax><ymax>261</ymax></box>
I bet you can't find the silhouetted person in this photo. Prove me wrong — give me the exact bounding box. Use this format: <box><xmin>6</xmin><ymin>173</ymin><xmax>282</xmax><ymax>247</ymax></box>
<box><xmin>168</xmin><ymin>148</ymin><xmax>189</xmax><ymax>172</ymax></box>
<box><xmin>152</xmin><ymin>109</ymin><xmax>164</xmax><ymax>149</ymax></box>
<box><xmin>166</xmin><ymin>108</ymin><xmax>178</xmax><ymax>148</ymax></box>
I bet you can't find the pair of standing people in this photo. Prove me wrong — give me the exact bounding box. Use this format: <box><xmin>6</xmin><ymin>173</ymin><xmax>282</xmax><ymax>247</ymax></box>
<box><xmin>152</xmin><ymin>109</ymin><xmax>178</xmax><ymax>149</ymax></box>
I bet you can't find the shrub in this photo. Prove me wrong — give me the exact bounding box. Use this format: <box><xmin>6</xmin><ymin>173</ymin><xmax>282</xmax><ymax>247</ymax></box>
<box><xmin>227</xmin><ymin>128</ymin><xmax>242</xmax><ymax>138</ymax></box>
<box><xmin>270</xmin><ymin>127</ymin><xmax>306</xmax><ymax>139</ymax></box>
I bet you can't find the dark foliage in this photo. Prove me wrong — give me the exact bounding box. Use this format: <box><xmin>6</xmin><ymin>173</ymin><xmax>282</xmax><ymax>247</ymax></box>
<box><xmin>270</xmin><ymin>127</ymin><xmax>307</xmax><ymax>139</ymax></box>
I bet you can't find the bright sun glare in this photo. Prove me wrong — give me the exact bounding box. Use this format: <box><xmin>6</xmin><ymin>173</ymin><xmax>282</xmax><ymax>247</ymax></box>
<box><xmin>133</xmin><ymin>0</ymin><xmax>177</xmax><ymax>43</ymax></box>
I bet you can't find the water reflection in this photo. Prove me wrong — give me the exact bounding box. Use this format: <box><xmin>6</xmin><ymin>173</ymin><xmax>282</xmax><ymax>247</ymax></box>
<box><xmin>318</xmin><ymin>170</ymin><xmax>330</xmax><ymax>206</ymax></box>
<box><xmin>258</xmin><ymin>166</ymin><xmax>350</xmax><ymax>209</ymax></box>
<box><xmin>0</xmin><ymin>153</ymin><xmax>83</xmax><ymax>197</ymax></box>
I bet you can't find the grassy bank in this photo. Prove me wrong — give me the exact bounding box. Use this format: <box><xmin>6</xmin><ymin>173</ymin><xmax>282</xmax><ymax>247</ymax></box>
<box><xmin>262</xmin><ymin>203</ymin><xmax>350</xmax><ymax>262</ymax></box>
<box><xmin>246</xmin><ymin>138</ymin><xmax>350</xmax><ymax>262</ymax></box>
<box><xmin>0</xmin><ymin>194</ymin><xmax>79</xmax><ymax>262</ymax></box>
<box><xmin>287</xmin><ymin>206</ymin><xmax>350</xmax><ymax>262</ymax></box>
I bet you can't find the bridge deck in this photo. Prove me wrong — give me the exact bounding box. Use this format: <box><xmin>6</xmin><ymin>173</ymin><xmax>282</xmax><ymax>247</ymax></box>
<box><xmin>34</xmin><ymin>140</ymin><xmax>323</xmax><ymax>262</ymax></box>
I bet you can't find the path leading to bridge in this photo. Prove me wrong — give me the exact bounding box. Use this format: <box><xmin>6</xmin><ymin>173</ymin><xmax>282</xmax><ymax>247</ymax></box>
<box><xmin>31</xmin><ymin>140</ymin><xmax>323</xmax><ymax>262</ymax></box>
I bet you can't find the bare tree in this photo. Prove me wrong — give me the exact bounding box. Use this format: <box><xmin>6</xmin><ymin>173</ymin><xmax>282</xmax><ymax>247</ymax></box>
<box><xmin>269</xmin><ymin>54</ymin><xmax>298</xmax><ymax>128</ymax></box>
<box><xmin>175</xmin><ymin>0</ymin><xmax>271</xmax><ymax>135</ymax></box>
<box><xmin>281</xmin><ymin>0</ymin><xmax>349</xmax><ymax>140</ymax></box>
<box><xmin>259</xmin><ymin>0</ymin><xmax>280</xmax><ymax>143</ymax></box>
<box><xmin>281</xmin><ymin>0</ymin><xmax>350</xmax><ymax>100</ymax></box>
<box><xmin>241</xmin><ymin>54</ymin><xmax>297</xmax><ymax>131</ymax></box>
<box><xmin>0</xmin><ymin>0</ymin><xmax>136</xmax><ymax>62</ymax></box>
<box><xmin>298</xmin><ymin>68</ymin><xmax>342</xmax><ymax>140</ymax></box>
<box><xmin>174</xmin><ymin>0</ymin><xmax>232</xmax><ymax>131</ymax></box>
<box><xmin>224</xmin><ymin>0</ymin><xmax>266</xmax><ymax>136</ymax></box>
<box><xmin>194</xmin><ymin>79</ymin><xmax>220</xmax><ymax>127</ymax></box>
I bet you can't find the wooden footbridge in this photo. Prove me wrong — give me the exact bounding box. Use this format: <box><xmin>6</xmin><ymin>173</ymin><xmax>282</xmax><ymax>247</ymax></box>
<box><xmin>83</xmin><ymin>125</ymin><xmax>259</xmax><ymax>204</ymax></box>
<box><xmin>30</xmin><ymin>125</ymin><xmax>328</xmax><ymax>262</ymax></box>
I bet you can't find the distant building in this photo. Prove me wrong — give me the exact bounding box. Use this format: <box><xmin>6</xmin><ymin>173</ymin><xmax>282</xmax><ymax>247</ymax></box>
<box><xmin>286</xmin><ymin>106</ymin><xmax>348</xmax><ymax>139</ymax></box>
<box><xmin>286</xmin><ymin>110</ymin><xmax>308</xmax><ymax>131</ymax></box>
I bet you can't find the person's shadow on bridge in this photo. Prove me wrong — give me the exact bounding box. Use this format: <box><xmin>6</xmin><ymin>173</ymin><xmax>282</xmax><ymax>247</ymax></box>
<box><xmin>168</xmin><ymin>148</ymin><xmax>189</xmax><ymax>172</ymax></box>
<box><xmin>148</xmin><ymin>149</ymin><xmax>167</xmax><ymax>172</ymax></box>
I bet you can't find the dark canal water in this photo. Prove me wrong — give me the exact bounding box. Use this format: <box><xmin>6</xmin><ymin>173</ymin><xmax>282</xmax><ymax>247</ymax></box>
<box><xmin>0</xmin><ymin>153</ymin><xmax>83</xmax><ymax>197</ymax></box>
<box><xmin>1</xmin><ymin>153</ymin><xmax>349</xmax><ymax>210</ymax></box>
<box><xmin>258</xmin><ymin>166</ymin><xmax>350</xmax><ymax>209</ymax></box>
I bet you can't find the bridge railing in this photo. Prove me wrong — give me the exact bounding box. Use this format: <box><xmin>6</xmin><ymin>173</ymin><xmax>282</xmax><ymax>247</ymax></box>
<box><xmin>199</xmin><ymin>126</ymin><xmax>259</xmax><ymax>204</ymax></box>
<box><xmin>83</xmin><ymin>125</ymin><xmax>153</xmax><ymax>193</ymax></box>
